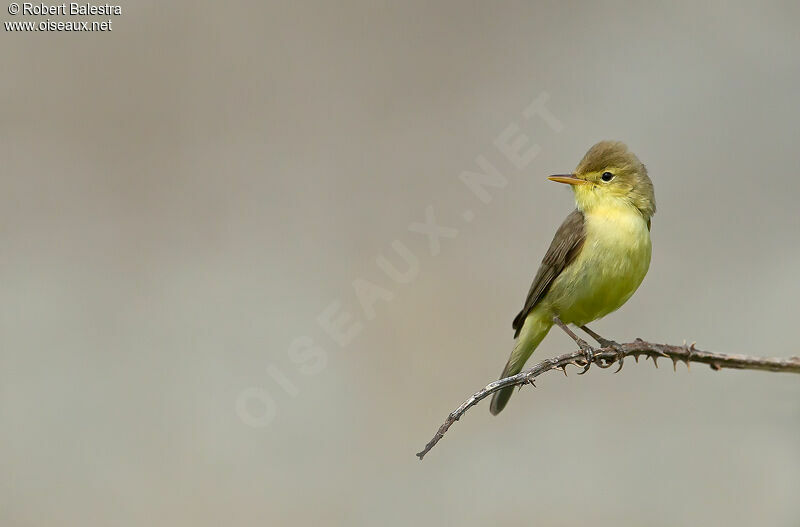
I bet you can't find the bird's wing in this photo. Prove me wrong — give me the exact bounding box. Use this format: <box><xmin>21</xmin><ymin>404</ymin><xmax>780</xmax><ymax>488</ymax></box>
<box><xmin>512</xmin><ymin>209</ymin><xmax>586</xmax><ymax>338</ymax></box>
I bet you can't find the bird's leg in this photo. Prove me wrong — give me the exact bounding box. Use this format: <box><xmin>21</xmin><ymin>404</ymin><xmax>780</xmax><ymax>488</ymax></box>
<box><xmin>553</xmin><ymin>317</ymin><xmax>594</xmax><ymax>374</ymax></box>
<box><xmin>580</xmin><ymin>325</ymin><xmax>626</xmax><ymax>373</ymax></box>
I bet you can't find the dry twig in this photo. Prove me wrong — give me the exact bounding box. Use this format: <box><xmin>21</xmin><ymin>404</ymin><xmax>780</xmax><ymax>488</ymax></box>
<box><xmin>416</xmin><ymin>339</ymin><xmax>800</xmax><ymax>460</ymax></box>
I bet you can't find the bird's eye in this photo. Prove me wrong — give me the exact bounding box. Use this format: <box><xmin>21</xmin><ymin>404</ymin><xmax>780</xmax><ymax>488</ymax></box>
<box><xmin>601</xmin><ymin>171</ymin><xmax>614</xmax><ymax>182</ymax></box>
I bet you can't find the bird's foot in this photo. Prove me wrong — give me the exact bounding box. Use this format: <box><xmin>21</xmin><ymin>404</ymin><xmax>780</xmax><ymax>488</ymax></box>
<box><xmin>596</xmin><ymin>338</ymin><xmax>626</xmax><ymax>373</ymax></box>
<box><xmin>553</xmin><ymin>317</ymin><xmax>597</xmax><ymax>374</ymax></box>
<box><xmin>578</xmin><ymin>325</ymin><xmax>626</xmax><ymax>373</ymax></box>
<box><xmin>576</xmin><ymin>339</ymin><xmax>595</xmax><ymax>375</ymax></box>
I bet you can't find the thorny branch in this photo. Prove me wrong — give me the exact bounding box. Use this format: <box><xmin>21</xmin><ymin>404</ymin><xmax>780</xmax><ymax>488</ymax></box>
<box><xmin>416</xmin><ymin>339</ymin><xmax>800</xmax><ymax>460</ymax></box>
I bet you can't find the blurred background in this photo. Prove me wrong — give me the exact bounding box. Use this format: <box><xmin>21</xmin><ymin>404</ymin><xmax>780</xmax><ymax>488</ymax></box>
<box><xmin>2</xmin><ymin>1</ymin><xmax>800</xmax><ymax>525</ymax></box>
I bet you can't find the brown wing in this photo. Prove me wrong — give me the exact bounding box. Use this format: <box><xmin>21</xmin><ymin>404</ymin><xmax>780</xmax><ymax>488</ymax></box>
<box><xmin>512</xmin><ymin>209</ymin><xmax>586</xmax><ymax>338</ymax></box>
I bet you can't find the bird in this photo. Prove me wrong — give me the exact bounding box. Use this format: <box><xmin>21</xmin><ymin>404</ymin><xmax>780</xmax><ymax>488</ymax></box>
<box><xmin>490</xmin><ymin>140</ymin><xmax>656</xmax><ymax>415</ymax></box>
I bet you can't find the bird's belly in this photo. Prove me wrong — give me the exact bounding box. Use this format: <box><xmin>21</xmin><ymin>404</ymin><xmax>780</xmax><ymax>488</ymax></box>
<box><xmin>546</xmin><ymin>210</ymin><xmax>651</xmax><ymax>326</ymax></box>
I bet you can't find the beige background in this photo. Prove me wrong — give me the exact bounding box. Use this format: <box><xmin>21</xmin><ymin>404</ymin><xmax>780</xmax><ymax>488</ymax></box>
<box><xmin>2</xmin><ymin>1</ymin><xmax>800</xmax><ymax>526</ymax></box>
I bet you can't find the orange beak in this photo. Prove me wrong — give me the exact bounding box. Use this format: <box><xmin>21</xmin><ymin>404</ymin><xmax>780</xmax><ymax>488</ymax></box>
<box><xmin>547</xmin><ymin>174</ymin><xmax>589</xmax><ymax>186</ymax></box>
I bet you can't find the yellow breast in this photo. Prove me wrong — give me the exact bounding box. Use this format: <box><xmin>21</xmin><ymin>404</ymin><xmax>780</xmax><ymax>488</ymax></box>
<box><xmin>546</xmin><ymin>204</ymin><xmax>651</xmax><ymax>326</ymax></box>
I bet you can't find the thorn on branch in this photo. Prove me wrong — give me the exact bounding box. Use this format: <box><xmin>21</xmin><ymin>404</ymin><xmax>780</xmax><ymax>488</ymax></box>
<box><xmin>681</xmin><ymin>341</ymin><xmax>696</xmax><ymax>371</ymax></box>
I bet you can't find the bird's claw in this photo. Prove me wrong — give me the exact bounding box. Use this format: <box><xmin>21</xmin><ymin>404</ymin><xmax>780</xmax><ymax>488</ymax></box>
<box><xmin>597</xmin><ymin>339</ymin><xmax>626</xmax><ymax>373</ymax></box>
<box><xmin>613</xmin><ymin>348</ymin><xmax>625</xmax><ymax>373</ymax></box>
<box><xmin>576</xmin><ymin>339</ymin><xmax>595</xmax><ymax>375</ymax></box>
<box><xmin>591</xmin><ymin>338</ymin><xmax>626</xmax><ymax>372</ymax></box>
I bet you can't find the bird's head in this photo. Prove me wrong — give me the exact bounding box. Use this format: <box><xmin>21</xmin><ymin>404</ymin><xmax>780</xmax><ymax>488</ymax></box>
<box><xmin>548</xmin><ymin>141</ymin><xmax>655</xmax><ymax>219</ymax></box>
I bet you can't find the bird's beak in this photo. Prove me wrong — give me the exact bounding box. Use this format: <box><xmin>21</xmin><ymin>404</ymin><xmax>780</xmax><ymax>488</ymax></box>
<box><xmin>548</xmin><ymin>174</ymin><xmax>589</xmax><ymax>186</ymax></box>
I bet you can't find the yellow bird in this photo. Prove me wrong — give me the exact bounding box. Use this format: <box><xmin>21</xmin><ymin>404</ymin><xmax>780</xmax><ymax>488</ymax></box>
<box><xmin>490</xmin><ymin>141</ymin><xmax>656</xmax><ymax>415</ymax></box>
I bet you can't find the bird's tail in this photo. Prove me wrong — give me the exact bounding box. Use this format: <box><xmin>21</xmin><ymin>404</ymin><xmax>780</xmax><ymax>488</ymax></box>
<box><xmin>489</xmin><ymin>310</ymin><xmax>552</xmax><ymax>415</ymax></box>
